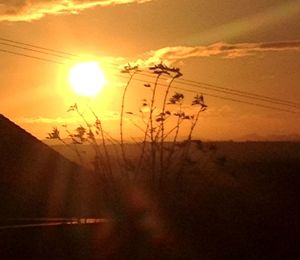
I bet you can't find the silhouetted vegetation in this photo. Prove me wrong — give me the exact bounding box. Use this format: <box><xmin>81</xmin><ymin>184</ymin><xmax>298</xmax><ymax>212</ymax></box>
<box><xmin>48</xmin><ymin>63</ymin><xmax>208</xmax><ymax>190</ymax></box>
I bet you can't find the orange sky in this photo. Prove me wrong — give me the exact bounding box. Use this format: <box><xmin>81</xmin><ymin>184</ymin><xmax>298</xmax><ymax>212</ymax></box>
<box><xmin>0</xmin><ymin>0</ymin><xmax>300</xmax><ymax>140</ymax></box>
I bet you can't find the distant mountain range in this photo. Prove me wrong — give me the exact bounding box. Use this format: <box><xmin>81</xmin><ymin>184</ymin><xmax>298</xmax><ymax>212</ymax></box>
<box><xmin>0</xmin><ymin>114</ymin><xmax>102</xmax><ymax>218</ymax></box>
<box><xmin>237</xmin><ymin>133</ymin><xmax>300</xmax><ymax>142</ymax></box>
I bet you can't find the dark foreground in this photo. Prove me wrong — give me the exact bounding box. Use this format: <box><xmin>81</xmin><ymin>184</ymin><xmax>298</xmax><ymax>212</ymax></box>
<box><xmin>1</xmin><ymin>142</ymin><xmax>299</xmax><ymax>259</ymax></box>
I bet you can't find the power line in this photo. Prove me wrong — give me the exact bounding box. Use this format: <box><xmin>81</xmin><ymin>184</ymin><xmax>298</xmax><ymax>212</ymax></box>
<box><xmin>172</xmin><ymin>86</ymin><xmax>300</xmax><ymax>115</ymax></box>
<box><xmin>0</xmin><ymin>36</ymin><xmax>299</xmax><ymax>114</ymax></box>
<box><xmin>0</xmin><ymin>48</ymin><xmax>64</xmax><ymax>64</ymax></box>
<box><xmin>178</xmin><ymin>78</ymin><xmax>300</xmax><ymax>107</ymax></box>
<box><xmin>136</xmin><ymin>71</ymin><xmax>300</xmax><ymax>109</ymax></box>
<box><xmin>176</xmin><ymin>79</ymin><xmax>300</xmax><ymax>109</ymax></box>
<box><xmin>0</xmin><ymin>36</ymin><xmax>77</xmax><ymax>58</ymax></box>
<box><xmin>1</xmin><ymin>35</ymin><xmax>299</xmax><ymax>108</ymax></box>
<box><xmin>0</xmin><ymin>41</ymin><xmax>73</xmax><ymax>60</ymax></box>
<box><xmin>115</xmin><ymin>73</ymin><xmax>300</xmax><ymax>115</ymax></box>
<box><xmin>0</xmin><ymin>44</ymin><xmax>299</xmax><ymax>115</ymax></box>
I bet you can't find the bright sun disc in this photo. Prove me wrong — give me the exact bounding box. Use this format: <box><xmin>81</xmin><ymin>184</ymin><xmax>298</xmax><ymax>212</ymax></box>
<box><xmin>69</xmin><ymin>62</ymin><xmax>106</xmax><ymax>97</ymax></box>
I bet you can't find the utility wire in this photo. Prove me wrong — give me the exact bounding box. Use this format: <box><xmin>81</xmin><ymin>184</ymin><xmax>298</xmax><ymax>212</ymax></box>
<box><xmin>115</xmin><ymin>73</ymin><xmax>300</xmax><ymax>115</ymax></box>
<box><xmin>175</xmin><ymin>79</ymin><xmax>300</xmax><ymax>109</ymax></box>
<box><xmin>0</xmin><ymin>36</ymin><xmax>299</xmax><ymax>113</ymax></box>
<box><xmin>135</xmin><ymin>71</ymin><xmax>300</xmax><ymax>108</ymax></box>
<box><xmin>1</xmin><ymin>35</ymin><xmax>299</xmax><ymax>108</ymax></box>
<box><xmin>0</xmin><ymin>41</ymin><xmax>73</xmax><ymax>60</ymax></box>
<box><xmin>0</xmin><ymin>36</ymin><xmax>78</xmax><ymax>58</ymax></box>
<box><xmin>0</xmin><ymin>48</ymin><xmax>64</xmax><ymax>64</ymax></box>
<box><xmin>0</xmin><ymin>45</ymin><xmax>299</xmax><ymax>115</ymax></box>
<box><xmin>178</xmin><ymin>78</ymin><xmax>300</xmax><ymax>107</ymax></box>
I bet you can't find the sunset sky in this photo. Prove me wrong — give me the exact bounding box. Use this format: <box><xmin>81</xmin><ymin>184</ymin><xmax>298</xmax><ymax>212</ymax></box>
<box><xmin>0</xmin><ymin>0</ymin><xmax>299</xmax><ymax>140</ymax></box>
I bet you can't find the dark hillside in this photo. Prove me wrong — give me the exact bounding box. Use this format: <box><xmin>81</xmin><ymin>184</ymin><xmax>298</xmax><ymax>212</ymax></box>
<box><xmin>0</xmin><ymin>114</ymin><xmax>102</xmax><ymax>217</ymax></box>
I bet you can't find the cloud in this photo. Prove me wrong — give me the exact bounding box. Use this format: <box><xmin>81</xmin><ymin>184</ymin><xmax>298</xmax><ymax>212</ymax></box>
<box><xmin>16</xmin><ymin>116</ymin><xmax>79</xmax><ymax>124</ymax></box>
<box><xmin>0</xmin><ymin>0</ymin><xmax>151</xmax><ymax>22</ymax></box>
<box><xmin>16</xmin><ymin>112</ymin><xmax>121</xmax><ymax>125</ymax></box>
<box><xmin>137</xmin><ymin>41</ymin><xmax>300</xmax><ymax>65</ymax></box>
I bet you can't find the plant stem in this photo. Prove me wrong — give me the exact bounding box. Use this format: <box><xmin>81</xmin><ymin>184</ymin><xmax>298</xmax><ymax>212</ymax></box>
<box><xmin>176</xmin><ymin>106</ymin><xmax>203</xmax><ymax>183</ymax></box>
<box><xmin>120</xmin><ymin>72</ymin><xmax>136</xmax><ymax>180</ymax></box>
<box><xmin>134</xmin><ymin>74</ymin><xmax>161</xmax><ymax>182</ymax></box>
<box><xmin>159</xmin><ymin>76</ymin><xmax>176</xmax><ymax>186</ymax></box>
<box><xmin>165</xmin><ymin>103</ymin><xmax>183</xmax><ymax>174</ymax></box>
<box><xmin>61</xmin><ymin>127</ymin><xmax>85</xmax><ymax>165</ymax></box>
<box><xmin>149</xmin><ymin>74</ymin><xmax>161</xmax><ymax>184</ymax></box>
<box><xmin>89</xmin><ymin>108</ymin><xmax>114</xmax><ymax>182</ymax></box>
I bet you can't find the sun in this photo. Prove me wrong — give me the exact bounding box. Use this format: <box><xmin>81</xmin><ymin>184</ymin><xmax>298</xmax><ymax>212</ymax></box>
<box><xmin>69</xmin><ymin>62</ymin><xmax>106</xmax><ymax>97</ymax></box>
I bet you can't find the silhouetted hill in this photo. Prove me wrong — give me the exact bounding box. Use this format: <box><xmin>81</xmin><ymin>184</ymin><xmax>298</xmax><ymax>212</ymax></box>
<box><xmin>0</xmin><ymin>114</ymin><xmax>102</xmax><ymax>218</ymax></box>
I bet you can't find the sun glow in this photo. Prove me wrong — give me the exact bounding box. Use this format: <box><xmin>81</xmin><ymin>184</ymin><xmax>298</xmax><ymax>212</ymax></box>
<box><xmin>69</xmin><ymin>62</ymin><xmax>106</xmax><ymax>97</ymax></box>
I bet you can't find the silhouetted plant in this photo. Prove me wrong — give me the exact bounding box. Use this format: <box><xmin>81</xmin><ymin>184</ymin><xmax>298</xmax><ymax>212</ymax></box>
<box><xmin>48</xmin><ymin>62</ymin><xmax>208</xmax><ymax>190</ymax></box>
<box><xmin>159</xmin><ymin>68</ymin><xmax>183</xmax><ymax>185</ymax></box>
<box><xmin>47</xmin><ymin>126</ymin><xmax>84</xmax><ymax>164</ymax></box>
<box><xmin>51</xmin><ymin>103</ymin><xmax>115</xmax><ymax>182</ymax></box>
<box><xmin>120</xmin><ymin>63</ymin><xmax>140</xmax><ymax>180</ymax></box>
<box><xmin>133</xmin><ymin>64</ymin><xmax>186</xmax><ymax>184</ymax></box>
<box><xmin>176</xmin><ymin>94</ymin><xmax>207</xmax><ymax>183</ymax></box>
<box><xmin>162</xmin><ymin>92</ymin><xmax>185</xmax><ymax>179</ymax></box>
